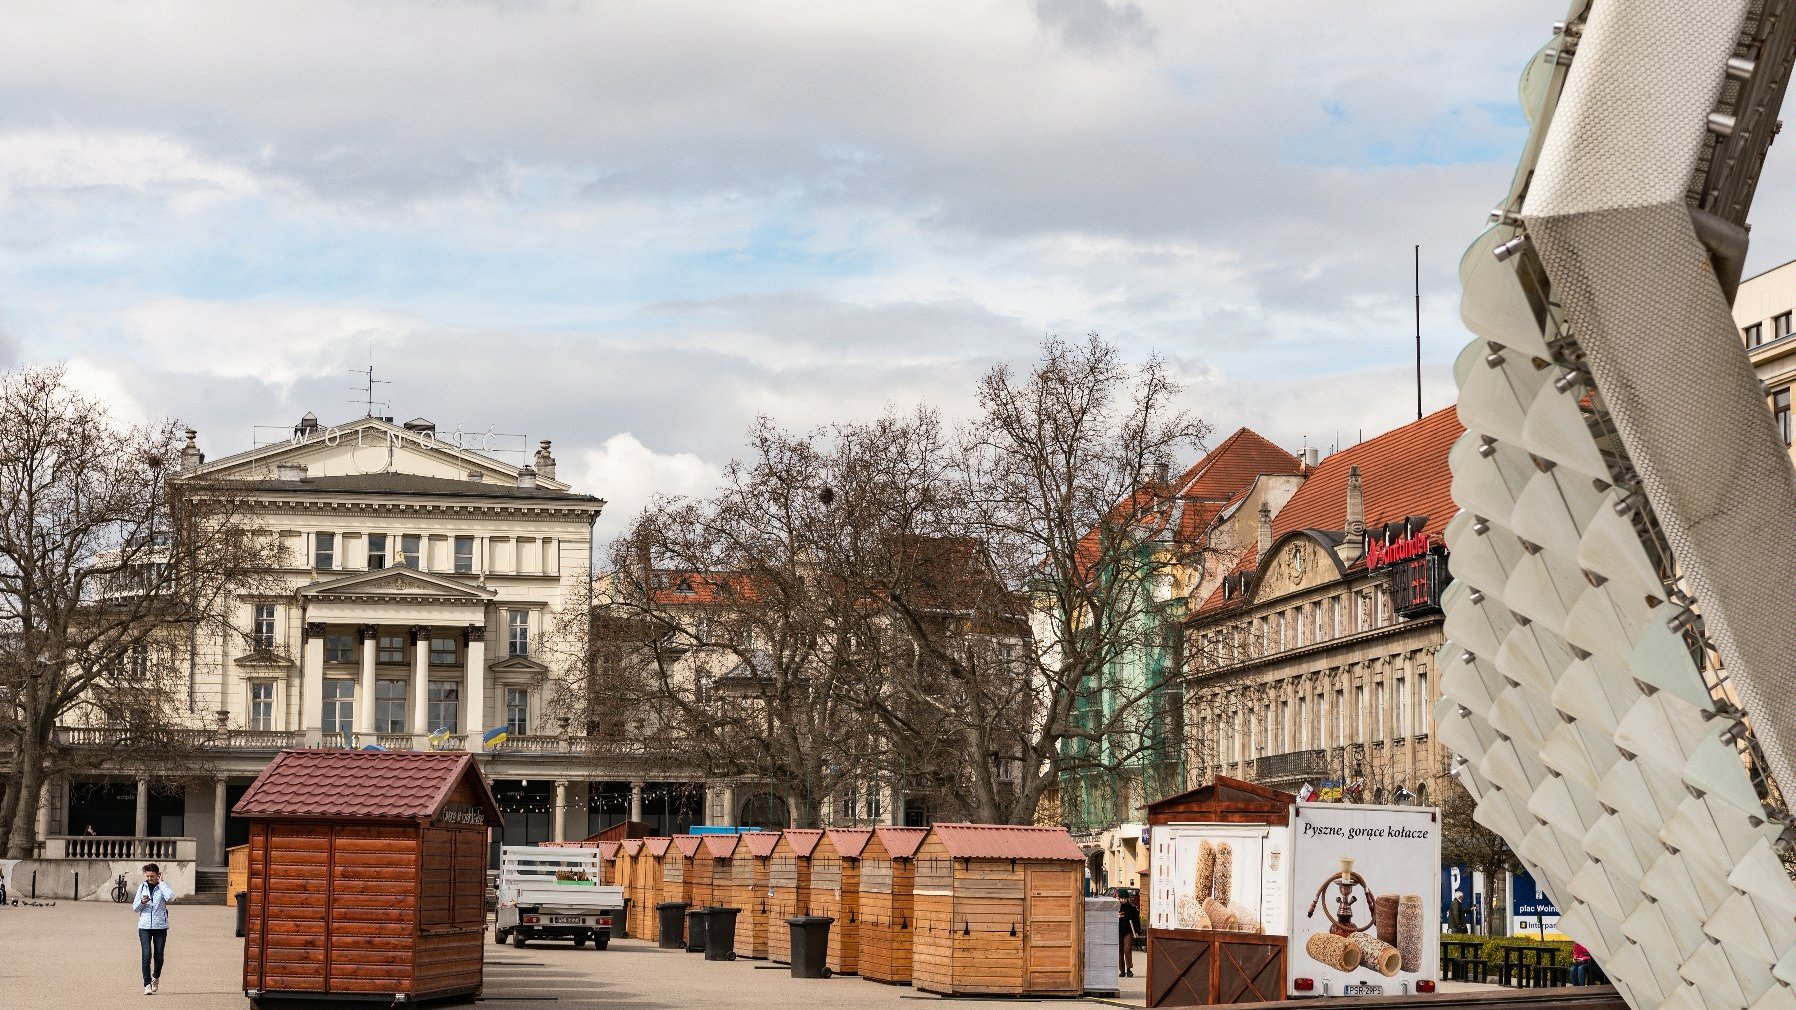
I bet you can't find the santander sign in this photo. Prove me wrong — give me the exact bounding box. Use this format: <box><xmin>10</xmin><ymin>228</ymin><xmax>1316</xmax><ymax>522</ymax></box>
<box><xmin>1367</xmin><ymin>528</ymin><xmax>1432</xmax><ymax>570</ymax></box>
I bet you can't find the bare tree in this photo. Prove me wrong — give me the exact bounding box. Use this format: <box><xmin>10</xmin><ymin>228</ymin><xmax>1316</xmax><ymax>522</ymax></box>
<box><xmin>0</xmin><ymin>365</ymin><xmax>279</xmax><ymax>857</ymax></box>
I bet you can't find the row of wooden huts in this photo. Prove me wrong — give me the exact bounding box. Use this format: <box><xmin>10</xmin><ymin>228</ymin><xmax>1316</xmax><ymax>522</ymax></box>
<box><xmin>597</xmin><ymin>823</ymin><xmax>1086</xmax><ymax>997</ymax></box>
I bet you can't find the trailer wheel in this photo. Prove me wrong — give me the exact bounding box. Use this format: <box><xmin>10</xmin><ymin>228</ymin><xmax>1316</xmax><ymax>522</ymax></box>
<box><xmin>595</xmin><ymin>935</ymin><xmax>609</xmax><ymax>951</ymax></box>
<box><xmin>494</xmin><ymin>929</ymin><xmax>509</xmax><ymax>946</ymax></box>
<box><xmin>512</xmin><ymin>930</ymin><xmax>528</xmax><ymax>948</ymax></box>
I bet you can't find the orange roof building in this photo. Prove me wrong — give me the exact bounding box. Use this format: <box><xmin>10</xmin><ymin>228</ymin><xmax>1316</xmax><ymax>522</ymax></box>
<box><xmin>1183</xmin><ymin>407</ymin><xmax>1463</xmax><ymax>804</ymax></box>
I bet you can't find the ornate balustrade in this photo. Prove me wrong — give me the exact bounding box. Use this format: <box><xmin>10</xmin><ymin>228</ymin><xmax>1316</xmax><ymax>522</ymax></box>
<box><xmin>41</xmin><ymin>835</ymin><xmax>197</xmax><ymax>861</ymax></box>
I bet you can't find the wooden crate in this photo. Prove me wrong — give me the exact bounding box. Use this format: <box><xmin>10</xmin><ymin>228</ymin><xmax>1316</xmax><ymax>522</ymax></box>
<box><xmin>238</xmin><ymin>750</ymin><xmax>498</xmax><ymax>1003</ymax></box>
<box><xmin>910</xmin><ymin>824</ymin><xmax>1086</xmax><ymax>997</ymax></box>
<box><xmin>857</xmin><ymin>827</ymin><xmax>927</xmax><ymax>984</ymax></box>
<box><xmin>766</xmin><ymin>829</ymin><xmax>823</xmax><ymax>964</ymax></box>
<box><xmin>812</xmin><ymin>829</ymin><xmax>870</xmax><ymax>975</ymax></box>
<box><xmin>732</xmin><ymin>833</ymin><xmax>780</xmax><ymax>959</ymax></box>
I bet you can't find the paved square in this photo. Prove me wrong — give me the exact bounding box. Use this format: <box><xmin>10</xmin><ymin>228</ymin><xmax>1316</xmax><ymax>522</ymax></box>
<box><xmin>0</xmin><ymin>901</ymin><xmax>1152</xmax><ymax>1008</ymax></box>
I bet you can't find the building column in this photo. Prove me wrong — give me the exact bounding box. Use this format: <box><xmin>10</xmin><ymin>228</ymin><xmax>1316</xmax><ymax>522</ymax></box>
<box><xmin>629</xmin><ymin>781</ymin><xmax>644</xmax><ymax>823</ymax></box>
<box><xmin>212</xmin><ymin>776</ymin><xmax>228</xmax><ymax>866</ymax></box>
<box><xmin>34</xmin><ymin>775</ymin><xmax>53</xmax><ymax>844</ymax></box>
<box><xmin>463</xmin><ymin>624</ymin><xmax>487</xmax><ymax>752</ymax></box>
<box><xmin>302</xmin><ymin>623</ymin><xmax>326</xmax><ymax>744</ymax></box>
<box><xmin>356</xmin><ymin>624</ymin><xmax>379</xmax><ymax>739</ymax></box>
<box><xmin>410</xmin><ymin>625</ymin><xmax>432</xmax><ymax>742</ymax></box>
<box><xmin>135</xmin><ymin>777</ymin><xmax>150</xmax><ymax>838</ymax></box>
<box><xmin>553</xmin><ymin>780</ymin><xmax>569</xmax><ymax>842</ymax></box>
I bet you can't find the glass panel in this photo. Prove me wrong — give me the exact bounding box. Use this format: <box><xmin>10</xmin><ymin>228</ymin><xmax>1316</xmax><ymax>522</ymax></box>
<box><xmin>323</xmin><ymin>680</ymin><xmax>355</xmax><ymax>735</ymax></box>
<box><xmin>376</xmin><ymin>680</ymin><xmax>407</xmax><ymax>733</ymax></box>
<box><xmin>508</xmin><ymin>610</ymin><xmax>529</xmax><ymax>657</ymax></box>
<box><xmin>454</xmin><ymin>536</ymin><xmax>475</xmax><ymax>573</ymax></box>
<box><xmin>506</xmin><ymin>688</ymin><xmax>529</xmax><ymax>736</ymax></box>
<box><xmin>314</xmin><ymin>532</ymin><xmax>335</xmax><ymax>570</ymax></box>
<box><xmin>428</xmin><ymin>681</ymin><xmax>460</xmax><ymax>734</ymax></box>
<box><xmin>378</xmin><ymin>635</ymin><xmax>406</xmax><ymax>664</ymax></box>
<box><xmin>430</xmin><ymin>637</ymin><xmax>458</xmax><ymax>665</ymax></box>
<box><xmin>252</xmin><ymin>604</ymin><xmax>276</xmax><ymax>650</ymax></box>
<box><xmin>367</xmin><ymin>533</ymin><xmax>388</xmax><ymax>570</ymax></box>
<box><xmin>325</xmin><ymin>633</ymin><xmax>355</xmax><ymax>663</ymax></box>
<box><xmin>400</xmin><ymin>534</ymin><xmax>421</xmax><ymax>569</ymax></box>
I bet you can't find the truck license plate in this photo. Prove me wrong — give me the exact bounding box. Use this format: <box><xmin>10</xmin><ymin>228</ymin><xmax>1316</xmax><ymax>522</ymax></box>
<box><xmin>549</xmin><ymin>916</ymin><xmax>589</xmax><ymax>925</ymax></box>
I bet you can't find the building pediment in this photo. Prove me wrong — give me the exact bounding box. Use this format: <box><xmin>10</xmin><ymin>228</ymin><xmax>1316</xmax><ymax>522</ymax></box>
<box><xmin>235</xmin><ymin>649</ymin><xmax>297</xmax><ymax>668</ymax></box>
<box><xmin>189</xmin><ymin>415</ymin><xmax>570</xmax><ymax>491</ymax></box>
<box><xmin>300</xmin><ymin>567</ymin><xmax>497</xmax><ymax>601</ymax></box>
<box><xmin>489</xmin><ymin>654</ymin><xmax>548</xmax><ymax>674</ymax></box>
<box><xmin>1250</xmin><ymin>530</ymin><xmax>1350</xmax><ymax>604</ymax></box>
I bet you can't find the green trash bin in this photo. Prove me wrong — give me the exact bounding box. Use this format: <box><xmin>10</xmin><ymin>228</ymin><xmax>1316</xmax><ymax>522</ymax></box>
<box><xmin>657</xmin><ymin>901</ymin><xmax>689</xmax><ymax>949</ymax></box>
<box><xmin>786</xmin><ymin>916</ymin><xmax>834</xmax><ymax>978</ymax></box>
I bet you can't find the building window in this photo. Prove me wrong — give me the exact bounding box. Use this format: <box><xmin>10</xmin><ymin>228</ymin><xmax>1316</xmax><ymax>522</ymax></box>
<box><xmin>125</xmin><ymin>643</ymin><xmax>150</xmax><ymax>680</ymax></box>
<box><xmin>1776</xmin><ymin>388</ymin><xmax>1792</xmax><ymax>446</ymax></box>
<box><xmin>399</xmin><ymin>534</ymin><xmax>421</xmax><ymax>570</ymax></box>
<box><xmin>249</xmin><ymin>681</ymin><xmax>275</xmax><ymax>731</ymax></box>
<box><xmin>1356</xmin><ymin>685</ymin><xmax>1366</xmax><ymax>740</ymax></box>
<box><xmin>505</xmin><ymin>687</ymin><xmax>529</xmax><ymax>736</ymax></box>
<box><xmin>323</xmin><ymin>680</ymin><xmax>355</xmax><ymax>736</ymax></box>
<box><xmin>430</xmin><ymin>637</ymin><xmax>458</xmax><ymax>666</ymax></box>
<box><xmin>1297</xmin><ymin>696</ymin><xmax>1308</xmax><ymax>750</ymax></box>
<box><xmin>428</xmin><ymin>681</ymin><xmax>460</xmax><ymax>734</ymax></box>
<box><xmin>1335</xmin><ymin>688</ymin><xmax>1346</xmax><ymax>746</ymax></box>
<box><xmin>1278</xmin><ymin>700</ymin><xmax>1290</xmax><ymax>752</ymax></box>
<box><xmin>454</xmin><ymin>536</ymin><xmax>475</xmax><ymax>573</ymax></box>
<box><xmin>1330</xmin><ymin>597</ymin><xmax>1342</xmax><ymax>638</ymax></box>
<box><xmin>314</xmin><ymin>532</ymin><xmax>335</xmax><ymax>570</ymax></box>
<box><xmin>1418</xmin><ymin>672</ymin><xmax>1430</xmax><ymax>733</ymax></box>
<box><xmin>1312</xmin><ymin>601</ymin><xmax>1324</xmax><ymax>642</ymax></box>
<box><xmin>1375</xmin><ymin>681</ymin><xmax>1387</xmax><ymax>741</ymax></box>
<box><xmin>1778</xmin><ymin>311</ymin><xmax>1793</xmax><ymax>340</ymax></box>
<box><xmin>375</xmin><ymin>680</ymin><xmax>407</xmax><ymax>734</ymax></box>
<box><xmin>252</xmin><ymin>603</ymin><xmax>277</xmax><ymax>650</ymax></box>
<box><xmin>378</xmin><ymin>634</ymin><xmax>406</xmax><ymax>664</ymax></box>
<box><xmin>367</xmin><ymin>533</ymin><xmax>388</xmax><ymax>570</ymax></box>
<box><xmin>325</xmin><ymin>633</ymin><xmax>355</xmax><ymax>664</ymax></box>
<box><xmin>508</xmin><ymin>610</ymin><xmax>530</xmax><ymax>657</ymax></box>
<box><xmin>1746</xmin><ymin>322</ymin><xmax>1764</xmax><ymax>347</ymax></box>
<box><xmin>1295</xmin><ymin>609</ymin><xmax>1306</xmax><ymax>647</ymax></box>
<box><xmin>1396</xmin><ymin>676</ymin><xmax>1409</xmax><ymax>737</ymax></box>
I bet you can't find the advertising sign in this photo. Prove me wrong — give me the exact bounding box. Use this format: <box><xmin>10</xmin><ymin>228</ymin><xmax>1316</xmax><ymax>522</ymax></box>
<box><xmin>1148</xmin><ymin>823</ymin><xmax>1287</xmax><ymax>936</ymax></box>
<box><xmin>1286</xmin><ymin>803</ymin><xmax>1442</xmax><ymax>997</ymax></box>
<box><xmin>1509</xmin><ymin>869</ymin><xmax>1564</xmax><ymax>938</ymax></box>
<box><xmin>1440</xmin><ymin>864</ymin><xmax>1482</xmax><ymax>931</ymax></box>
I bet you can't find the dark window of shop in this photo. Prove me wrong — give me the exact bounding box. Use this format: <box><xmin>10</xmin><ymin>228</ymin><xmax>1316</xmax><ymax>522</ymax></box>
<box><xmin>1746</xmin><ymin>323</ymin><xmax>1764</xmax><ymax>347</ymax></box>
<box><xmin>489</xmin><ymin>778</ymin><xmax>554</xmax><ymax>868</ymax></box>
<box><xmin>1777</xmin><ymin>388</ymin><xmax>1792</xmax><ymax>446</ymax></box>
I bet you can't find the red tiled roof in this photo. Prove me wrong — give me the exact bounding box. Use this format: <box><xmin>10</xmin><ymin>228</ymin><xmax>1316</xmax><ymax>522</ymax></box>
<box><xmin>704</xmin><ymin>834</ymin><xmax>741</xmax><ymax>859</ymax></box>
<box><xmin>740</xmin><ymin>832</ymin><xmax>782</xmax><ymax>857</ymax></box>
<box><xmin>649</xmin><ymin>571</ymin><xmax>762</xmax><ymax>606</ymax></box>
<box><xmin>619</xmin><ymin>838</ymin><xmax>644</xmax><ymax>855</ymax></box>
<box><xmin>780</xmin><ymin>829</ymin><xmax>825</xmax><ymax>857</ymax></box>
<box><xmin>643</xmin><ymin>837</ymin><xmax>673</xmax><ymax>856</ymax></box>
<box><xmin>873</xmin><ymin>826</ymin><xmax>929</xmax><ymax>860</ymax></box>
<box><xmin>928</xmin><ymin>823</ymin><xmax>1085</xmax><ymax>861</ymax></box>
<box><xmin>826</xmin><ymin>828</ymin><xmax>874</xmax><ymax>859</ymax></box>
<box><xmin>599</xmin><ymin>841</ymin><xmax>620</xmax><ymax>859</ymax></box>
<box><xmin>232</xmin><ymin>749</ymin><xmax>501</xmax><ymax>823</ymax></box>
<box><xmin>673</xmin><ymin>835</ymin><xmax>704</xmax><ymax>858</ymax></box>
<box><xmin>1196</xmin><ymin>406</ymin><xmax>1464</xmax><ymax>614</ymax></box>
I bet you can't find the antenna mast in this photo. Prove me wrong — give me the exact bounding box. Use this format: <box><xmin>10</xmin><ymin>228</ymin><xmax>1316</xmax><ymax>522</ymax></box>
<box><xmin>1414</xmin><ymin>244</ymin><xmax>1423</xmax><ymax>421</ymax></box>
<box><xmin>349</xmin><ymin>358</ymin><xmax>391</xmax><ymax>419</ymax></box>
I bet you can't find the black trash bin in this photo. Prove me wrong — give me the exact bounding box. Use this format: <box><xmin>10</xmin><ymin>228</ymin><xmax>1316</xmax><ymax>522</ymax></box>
<box><xmin>234</xmin><ymin>891</ymin><xmax>249</xmax><ymax>938</ymax></box>
<box><xmin>619</xmin><ymin>898</ymin><xmax>632</xmax><ymax>938</ymax></box>
<box><xmin>656</xmin><ymin>901</ymin><xmax>689</xmax><ymax>949</ymax></box>
<box><xmin>705</xmin><ymin>907</ymin><xmax>740</xmax><ymax>961</ymax></box>
<box><xmin>786</xmin><ymin>916</ymin><xmax>834</xmax><ymax>978</ymax></box>
<box><xmin>685</xmin><ymin>907</ymin><xmax>710</xmax><ymax>952</ymax></box>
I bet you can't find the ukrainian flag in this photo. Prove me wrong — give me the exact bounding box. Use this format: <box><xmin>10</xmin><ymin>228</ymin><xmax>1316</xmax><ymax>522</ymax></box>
<box><xmin>428</xmin><ymin>727</ymin><xmax>452</xmax><ymax>750</ymax></box>
<box><xmin>482</xmin><ymin>725</ymin><xmax>510</xmax><ymax>750</ymax></box>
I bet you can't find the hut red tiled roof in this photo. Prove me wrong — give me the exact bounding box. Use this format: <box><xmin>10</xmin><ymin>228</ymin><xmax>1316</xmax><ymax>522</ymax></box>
<box><xmin>673</xmin><ymin>835</ymin><xmax>704</xmax><ymax>857</ymax></box>
<box><xmin>827</xmin><ymin>828</ymin><xmax>874</xmax><ymax>859</ymax></box>
<box><xmin>1197</xmin><ymin>406</ymin><xmax>1464</xmax><ymax>614</ymax></box>
<box><xmin>782</xmin><ymin>829</ymin><xmax>825</xmax><ymax>857</ymax></box>
<box><xmin>928</xmin><ymin>824</ymin><xmax>1085</xmax><ymax>861</ymax></box>
<box><xmin>873</xmin><ymin>826</ymin><xmax>929</xmax><ymax>859</ymax></box>
<box><xmin>598</xmin><ymin>840</ymin><xmax>620</xmax><ymax>859</ymax></box>
<box><xmin>704</xmin><ymin>834</ymin><xmax>741</xmax><ymax>858</ymax></box>
<box><xmin>643</xmin><ymin>837</ymin><xmax>673</xmax><ymax>856</ymax></box>
<box><xmin>740</xmin><ymin>831</ymin><xmax>782</xmax><ymax>857</ymax></box>
<box><xmin>232</xmin><ymin>749</ymin><xmax>500</xmax><ymax>823</ymax></box>
<box><xmin>619</xmin><ymin>838</ymin><xmax>644</xmax><ymax>855</ymax></box>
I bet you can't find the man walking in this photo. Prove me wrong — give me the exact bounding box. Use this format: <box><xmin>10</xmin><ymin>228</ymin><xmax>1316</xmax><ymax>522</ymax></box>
<box><xmin>1118</xmin><ymin>893</ymin><xmax>1143</xmax><ymax>978</ymax></box>
<box><xmin>131</xmin><ymin>863</ymin><xmax>174</xmax><ymax>995</ymax></box>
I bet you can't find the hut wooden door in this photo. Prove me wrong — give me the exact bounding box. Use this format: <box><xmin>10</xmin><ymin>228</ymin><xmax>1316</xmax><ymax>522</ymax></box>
<box><xmin>1023</xmin><ymin>868</ymin><xmax>1078</xmax><ymax>993</ymax></box>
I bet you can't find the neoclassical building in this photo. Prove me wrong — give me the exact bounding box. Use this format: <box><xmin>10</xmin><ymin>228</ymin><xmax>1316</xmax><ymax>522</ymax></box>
<box><xmin>40</xmin><ymin>413</ymin><xmax>712</xmax><ymax>886</ymax></box>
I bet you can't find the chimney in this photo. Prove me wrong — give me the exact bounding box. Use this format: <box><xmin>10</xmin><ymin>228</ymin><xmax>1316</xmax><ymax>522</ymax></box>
<box><xmin>1257</xmin><ymin>501</ymin><xmax>1273</xmax><ymax>557</ymax></box>
<box><xmin>516</xmin><ymin>465</ymin><xmax>538</xmax><ymax>489</ymax></box>
<box><xmin>534</xmin><ymin>440</ymin><xmax>557</xmax><ymax>482</ymax></box>
<box><xmin>294</xmin><ymin>412</ymin><xmax>320</xmax><ymax>438</ymax></box>
<box><xmin>276</xmin><ymin>463</ymin><xmax>309</xmax><ymax>482</ymax></box>
<box><xmin>179</xmin><ymin>429</ymin><xmax>205</xmax><ymax>472</ymax></box>
<box><xmin>1341</xmin><ymin>465</ymin><xmax>1367</xmax><ymax>566</ymax></box>
<box><xmin>403</xmin><ymin>417</ymin><xmax>436</xmax><ymax>436</ymax></box>
<box><xmin>1300</xmin><ymin>446</ymin><xmax>1320</xmax><ymax>468</ymax></box>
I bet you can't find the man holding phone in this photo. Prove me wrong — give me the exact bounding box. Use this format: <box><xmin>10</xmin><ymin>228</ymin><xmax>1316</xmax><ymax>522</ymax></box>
<box><xmin>131</xmin><ymin>863</ymin><xmax>175</xmax><ymax>995</ymax></box>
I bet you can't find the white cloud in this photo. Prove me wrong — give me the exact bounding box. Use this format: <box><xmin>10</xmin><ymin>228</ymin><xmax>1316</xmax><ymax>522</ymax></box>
<box><xmin>62</xmin><ymin>356</ymin><xmax>153</xmax><ymax>426</ymax></box>
<box><xmin>120</xmin><ymin>298</ymin><xmax>422</xmax><ymax>386</ymax></box>
<box><xmin>571</xmin><ymin>434</ymin><xmax>726</xmax><ymax>543</ymax></box>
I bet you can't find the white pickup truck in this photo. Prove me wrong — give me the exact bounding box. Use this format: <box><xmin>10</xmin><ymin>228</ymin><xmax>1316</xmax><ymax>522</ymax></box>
<box><xmin>494</xmin><ymin>845</ymin><xmax>625</xmax><ymax>950</ymax></box>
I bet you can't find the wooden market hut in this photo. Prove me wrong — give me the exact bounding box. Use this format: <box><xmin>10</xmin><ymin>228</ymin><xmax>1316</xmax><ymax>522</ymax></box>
<box><xmin>1143</xmin><ymin>777</ymin><xmax>1296</xmax><ymax>1008</ymax></box>
<box><xmin>640</xmin><ymin>837</ymin><xmax>674</xmax><ymax>940</ymax></box>
<box><xmin>858</xmin><ymin>826</ymin><xmax>928</xmax><ymax>984</ymax></box>
<box><xmin>911</xmin><ymin>824</ymin><xmax>1086</xmax><ymax>998</ymax></box>
<box><xmin>679</xmin><ymin>835</ymin><xmax>713</xmax><ymax>909</ymax></box>
<box><xmin>732</xmin><ymin>831</ymin><xmax>782</xmax><ymax>959</ymax></box>
<box><xmin>812</xmin><ymin>829</ymin><xmax>871</xmax><ymax>975</ymax></box>
<box><xmin>703</xmin><ymin>834</ymin><xmax>741</xmax><ymax>910</ymax></box>
<box><xmin>766</xmin><ymin>829</ymin><xmax>824</xmax><ymax>964</ymax></box>
<box><xmin>597</xmin><ymin>840</ymin><xmax>620</xmax><ymax>884</ymax></box>
<box><xmin>615</xmin><ymin>839</ymin><xmax>643</xmax><ymax>937</ymax></box>
<box><xmin>235</xmin><ymin>750</ymin><xmax>501</xmax><ymax>1004</ymax></box>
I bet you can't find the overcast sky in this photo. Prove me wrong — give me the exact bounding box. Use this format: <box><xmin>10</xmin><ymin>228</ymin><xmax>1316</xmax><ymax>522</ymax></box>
<box><xmin>8</xmin><ymin>1</ymin><xmax>1795</xmax><ymax>541</ymax></box>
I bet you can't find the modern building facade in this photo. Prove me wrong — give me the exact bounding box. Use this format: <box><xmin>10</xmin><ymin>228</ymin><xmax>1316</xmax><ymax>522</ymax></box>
<box><xmin>39</xmin><ymin>413</ymin><xmax>714</xmax><ymax>880</ymax></box>
<box><xmin>1184</xmin><ymin>407</ymin><xmax>1462</xmax><ymax>805</ymax></box>
<box><xmin>1733</xmin><ymin>258</ymin><xmax>1796</xmax><ymax>459</ymax></box>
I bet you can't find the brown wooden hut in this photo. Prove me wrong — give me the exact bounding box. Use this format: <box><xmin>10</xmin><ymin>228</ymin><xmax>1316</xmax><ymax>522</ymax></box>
<box><xmin>677</xmin><ymin>835</ymin><xmax>712</xmax><ymax>908</ymax></box>
<box><xmin>703</xmin><ymin>834</ymin><xmax>741</xmax><ymax>910</ymax></box>
<box><xmin>858</xmin><ymin>826</ymin><xmax>928</xmax><ymax>984</ymax></box>
<box><xmin>1143</xmin><ymin>777</ymin><xmax>1295</xmax><ymax>1008</ymax></box>
<box><xmin>911</xmin><ymin>824</ymin><xmax>1085</xmax><ymax>997</ymax></box>
<box><xmin>732</xmin><ymin>831</ymin><xmax>781</xmax><ymax>959</ymax></box>
<box><xmin>812</xmin><ymin>829</ymin><xmax>871</xmax><ymax>975</ymax></box>
<box><xmin>766</xmin><ymin>829</ymin><xmax>823</xmax><ymax>964</ymax></box>
<box><xmin>640</xmin><ymin>837</ymin><xmax>674</xmax><ymax>939</ymax></box>
<box><xmin>235</xmin><ymin>750</ymin><xmax>501</xmax><ymax>1004</ymax></box>
<box><xmin>615</xmin><ymin>839</ymin><xmax>642</xmax><ymax>937</ymax></box>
